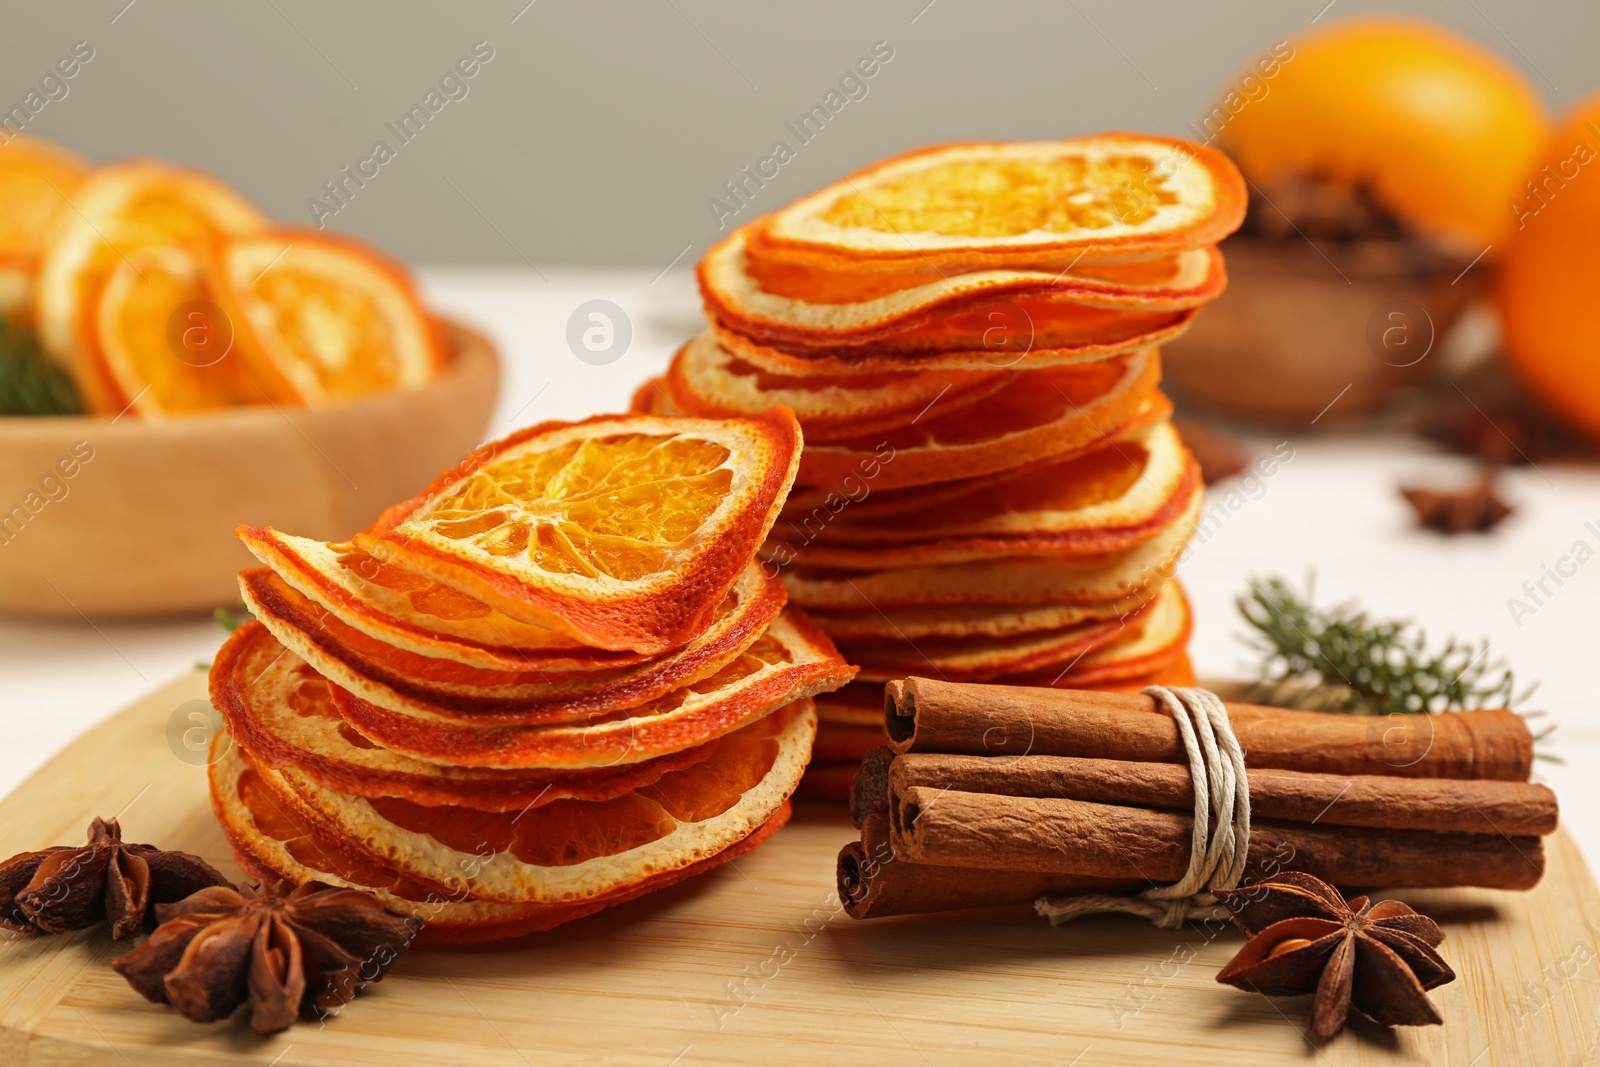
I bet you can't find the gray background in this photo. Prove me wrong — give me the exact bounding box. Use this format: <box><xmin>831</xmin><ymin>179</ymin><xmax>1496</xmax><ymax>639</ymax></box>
<box><xmin>6</xmin><ymin>0</ymin><xmax>1591</xmax><ymax>267</ymax></box>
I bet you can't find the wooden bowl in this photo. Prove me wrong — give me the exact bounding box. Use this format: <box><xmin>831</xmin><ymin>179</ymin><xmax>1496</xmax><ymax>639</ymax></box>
<box><xmin>1162</xmin><ymin>238</ymin><xmax>1483</xmax><ymax>423</ymax></box>
<box><xmin>0</xmin><ymin>320</ymin><xmax>498</xmax><ymax>619</ymax></box>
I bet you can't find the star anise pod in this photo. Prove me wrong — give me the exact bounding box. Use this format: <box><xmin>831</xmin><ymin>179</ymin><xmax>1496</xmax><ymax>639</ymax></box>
<box><xmin>1400</xmin><ymin>476</ymin><xmax>1513</xmax><ymax>534</ymax></box>
<box><xmin>1214</xmin><ymin>872</ymin><xmax>1455</xmax><ymax>1041</ymax></box>
<box><xmin>0</xmin><ymin>817</ymin><xmax>229</xmax><ymax>939</ymax></box>
<box><xmin>112</xmin><ymin>881</ymin><xmax>420</xmax><ymax>1034</ymax></box>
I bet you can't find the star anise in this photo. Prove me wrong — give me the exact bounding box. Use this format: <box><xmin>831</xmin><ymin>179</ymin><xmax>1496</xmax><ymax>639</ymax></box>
<box><xmin>1400</xmin><ymin>476</ymin><xmax>1513</xmax><ymax>534</ymax></box>
<box><xmin>112</xmin><ymin>881</ymin><xmax>420</xmax><ymax>1034</ymax></box>
<box><xmin>0</xmin><ymin>817</ymin><xmax>229</xmax><ymax>939</ymax></box>
<box><xmin>1214</xmin><ymin>872</ymin><xmax>1454</xmax><ymax>1041</ymax></box>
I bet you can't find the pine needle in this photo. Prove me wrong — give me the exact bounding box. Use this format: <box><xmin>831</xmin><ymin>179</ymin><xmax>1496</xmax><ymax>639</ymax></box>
<box><xmin>214</xmin><ymin>604</ymin><xmax>255</xmax><ymax>633</ymax></box>
<box><xmin>0</xmin><ymin>319</ymin><xmax>80</xmax><ymax>416</ymax></box>
<box><xmin>1237</xmin><ymin>576</ymin><xmax>1544</xmax><ymax>725</ymax></box>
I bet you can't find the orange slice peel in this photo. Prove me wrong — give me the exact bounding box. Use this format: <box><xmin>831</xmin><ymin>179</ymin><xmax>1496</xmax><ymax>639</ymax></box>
<box><xmin>211</xmin><ymin>731</ymin><xmax>794</xmax><ymax>944</ymax></box>
<box><xmin>701</xmin><ymin>227</ymin><xmax>1226</xmax><ymax>347</ymax></box>
<box><xmin>239</xmin><ymin>564</ymin><xmax>785</xmax><ymax>726</ymax></box>
<box><xmin>792</xmin><ymin>353</ymin><xmax>1165</xmax><ymax>493</ymax></box>
<box><xmin>665</xmin><ymin>331</ymin><xmax>1012</xmax><ymax>444</ymax></box>
<box><xmin>244</xmin><ymin>700</ymin><xmax>814</xmax><ymax>904</ymax></box>
<box><xmin>329</xmin><ymin>609</ymin><xmax>854</xmax><ymax>770</ymax></box>
<box><xmin>211</xmin><ymin>623</ymin><xmax>718</xmax><ymax>812</ymax></box>
<box><xmin>771</xmin><ymin>422</ymin><xmax>1201</xmax><ymax>566</ymax></box>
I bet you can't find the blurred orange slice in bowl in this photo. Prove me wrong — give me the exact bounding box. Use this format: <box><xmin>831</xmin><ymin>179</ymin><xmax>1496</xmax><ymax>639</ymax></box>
<box><xmin>33</xmin><ymin>160</ymin><xmax>266</xmax><ymax>412</ymax></box>
<box><xmin>94</xmin><ymin>244</ymin><xmax>290</xmax><ymax>416</ymax></box>
<box><xmin>210</xmin><ymin>229</ymin><xmax>442</xmax><ymax>406</ymax></box>
<box><xmin>0</xmin><ymin>135</ymin><xmax>88</xmax><ymax>317</ymax></box>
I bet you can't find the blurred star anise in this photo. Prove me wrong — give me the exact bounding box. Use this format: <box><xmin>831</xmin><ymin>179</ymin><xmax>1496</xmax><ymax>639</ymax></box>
<box><xmin>112</xmin><ymin>881</ymin><xmax>420</xmax><ymax>1034</ymax></box>
<box><xmin>0</xmin><ymin>817</ymin><xmax>229</xmax><ymax>939</ymax></box>
<box><xmin>1400</xmin><ymin>476</ymin><xmax>1513</xmax><ymax>534</ymax></box>
<box><xmin>1214</xmin><ymin>872</ymin><xmax>1455</xmax><ymax>1041</ymax></box>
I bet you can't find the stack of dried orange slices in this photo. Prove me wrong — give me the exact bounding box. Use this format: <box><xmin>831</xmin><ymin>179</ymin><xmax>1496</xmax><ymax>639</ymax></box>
<box><xmin>635</xmin><ymin>134</ymin><xmax>1246</xmax><ymax>798</ymax></box>
<box><xmin>207</xmin><ymin>409</ymin><xmax>855</xmax><ymax>944</ymax></box>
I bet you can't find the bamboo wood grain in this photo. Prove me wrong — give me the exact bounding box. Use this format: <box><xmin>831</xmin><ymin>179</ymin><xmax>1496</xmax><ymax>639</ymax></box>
<box><xmin>0</xmin><ymin>670</ymin><xmax>1595</xmax><ymax>1066</ymax></box>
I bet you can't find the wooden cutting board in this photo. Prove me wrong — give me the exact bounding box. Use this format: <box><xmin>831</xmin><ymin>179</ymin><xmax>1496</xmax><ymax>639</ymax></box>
<box><xmin>1</xmin><ymin>670</ymin><xmax>1596</xmax><ymax>1067</ymax></box>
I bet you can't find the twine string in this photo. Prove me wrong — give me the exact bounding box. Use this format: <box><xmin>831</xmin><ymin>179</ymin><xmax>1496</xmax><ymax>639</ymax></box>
<box><xmin>1035</xmin><ymin>686</ymin><xmax>1252</xmax><ymax>930</ymax></box>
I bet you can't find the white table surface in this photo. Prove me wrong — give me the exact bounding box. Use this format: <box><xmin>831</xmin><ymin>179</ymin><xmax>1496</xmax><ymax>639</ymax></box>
<box><xmin>2</xmin><ymin>266</ymin><xmax>1595</xmax><ymax>874</ymax></box>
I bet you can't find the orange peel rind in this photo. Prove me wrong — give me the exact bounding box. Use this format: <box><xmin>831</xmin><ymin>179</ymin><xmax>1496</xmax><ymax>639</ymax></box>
<box><xmin>329</xmin><ymin>608</ymin><xmax>855</xmax><ymax>770</ymax></box>
<box><xmin>771</xmin><ymin>422</ymin><xmax>1201</xmax><ymax>566</ymax></box>
<box><xmin>211</xmin><ymin>622</ymin><xmax>718</xmax><ymax>813</ymax></box>
<box><xmin>239</xmin><ymin>564</ymin><xmax>785</xmax><ymax>726</ymax></box>
<box><xmin>793</xmin><ymin>353</ymin><xmax>1165</xmax><ymax>493</ymax></box>
<box><xmin>700</xmin><ymin>227</ymin><xmax>1226</xmax><ymax>347</ymax></box>
<box><xmin>210</xmin><ymin>730</ymin><xmax>795</xmax><ymax>944</ymax></box>
<box><xmin>665</xmin><ymin>331</ymin><xmax>1012</xmax><ymax>444</ymax></box>
<box><xmin>246</xmin><ymin>700</ymin><xmax>814</xmax><ymax>905</ymax></box>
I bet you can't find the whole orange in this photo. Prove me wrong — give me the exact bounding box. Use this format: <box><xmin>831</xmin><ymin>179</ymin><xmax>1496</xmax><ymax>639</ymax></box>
<box><xmin>1219</xmin><ymin>17</ymin><xmax>1548</xmax><ymax>251</ymax></box>
<box><xmin>1498</xmin><ymin>92</ymin><xmax>1600</xmax><ymax>441</ymax></box>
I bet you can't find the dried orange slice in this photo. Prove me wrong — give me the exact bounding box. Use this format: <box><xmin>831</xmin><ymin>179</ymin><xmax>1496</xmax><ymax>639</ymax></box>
<box><xmin>93</xmin><ymin>244</ymin><xmax>288</xmax><ymax>416</ymax></box>
<box><xmin>806</xmin><ymin>595</ymin><xmax>1149</xmax><ymax>642</ymax></box>
<box><xmin>702</xmin><ymin>227</ymin><xmax>1226</xmax><ymax>347</ymax></box>
<box><xmin>778</xmin><ymin>404</ymin><xmax>1157</xmax><ymax>523</ymax></box>
<box><xmin>629</xmin><ymin>376</ymin><xmax>684</xmax><ymax>417</ymax></box>
<box><xmin>210</xmin><ymin>733</ymin><xmax>793</xmax><ymax>944</ymax></box>
<box><xmin>770</xmin><ymin>422</ymin><xmax>1200</xmax><ymax>566</ymax></box>
<box><xmin>991</xmin><ymin>581</ymin><xmax>1192</xmax><ymax>687</ymax></box>
<box><xmin>331</xmin><ymin>610</ymin><xmax>855</xmax><ymax>769</ymax></box>
<box><xmin>799</xmin><ymin>302</ymin><xmax>1196</xmax><ymax>356</ymax></box>
<box><xmin>664</xmin><ymin>331</ymin><xmax>1011</xmax><ymax>444</ymax></box>
<box><xmin>252</xmin><ymin>701</ymin><xmax>814</xmax><ymax>903</ymax></box>
<box><xmin>754</xmin><ymin>134</ymin><xmax>1246</xmax><ymax>271</ymax></box>
<box><xmin>781</xmin><ymin>491</ymin><xmax>1199</xmax><ymax>613</ymax></box>
<box><xmin>211</xmin><ymin>623</ymin><xmax>718</xmax><ymax>812</ymax></box>
<box><xmin>209</xmin><ymin>229</ymin><xmax>441</xmax><ymax>406</ymax></box>
<box><xmin>841</xmin><ymin>598</ymin><xmax>1152</xmax><ymax>684</ymax></box>
<box><xmin>712</xmin><ymin>311</ymin><xmax>1186</xmax><ymax>378</ymax></box>
<box><xmin>813</xmin><ymin>719</ymin><xmax>887</xmax><ymax>763</ymax></box>
<box><xmin>34</xmin><ymin>160</ymin><xmax>265</xmax><ymax>413</ymax></box>
<box><xmin>240</xmin><ymin>564</ymin><xmax>784</xmax><ymax>726</ymax></box>
<box><xmin>793</xmin><ymin>352</ymin><xmax>1164</xmax><ymax>493</ymax></box>
<box><xmin>238</xmin><ymin>527</ymin><xmax>642</xmax><ymax>673</ymax></box>
<box><xmin>813</xmin><ymin>682</ymin><xmax>888</xmax><ymax>727</ymax></box>
<box><xmin>0</xmin><ymin>135</ymin><xmax>87</xmax><ymax>315</ymax></box>
<box><xmin>357</xmin><ymin>410</ymin><xmax>803</xmax><ymax>654</ymax></box>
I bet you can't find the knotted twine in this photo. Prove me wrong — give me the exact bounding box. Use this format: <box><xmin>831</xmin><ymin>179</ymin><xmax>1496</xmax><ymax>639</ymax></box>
<box><xmin>1035</xmin><ymin>686</ymin><xmax>1252</xmax><ymax>929</ymax></box>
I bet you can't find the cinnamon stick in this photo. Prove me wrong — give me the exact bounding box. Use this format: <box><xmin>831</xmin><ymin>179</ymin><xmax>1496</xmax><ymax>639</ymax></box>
<box><xmin>891</xmin><ymin>786</ymin><xmax>1545</xmax><ymax>891</ymax></box>
<box><xmin>838</xmin><ymin>814</ymin><xmax>1133</xmax><ymax>920</ymax></box>
<box><xmin>850</xmin><ymin>747</ymin><xmax>896</xmax><ymax>828</ymax></box>
<box><xmin>885</xmin><ymin>677</ymin><xmax>1533</xmax><ymax>781</ymax></box>
<box><xmin>885</xmin><ymin>753</ymin><xmax>1558</xmax><ymax>836</ymax></box>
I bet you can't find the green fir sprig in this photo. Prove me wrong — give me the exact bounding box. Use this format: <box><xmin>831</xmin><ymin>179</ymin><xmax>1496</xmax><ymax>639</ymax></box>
<box><xmin>1238</xmin><ymin>577</ymin><xmax>1551</xmax><ymax>751</ymax></box>
<box><xmin>214</xmin><ymin>604</ymin><xmax>256</xmax><ymax>633</ymax></box>
<box><xmin>0</xmin><ymin>319</ymin><xmax>81</xmax><ymax>416</ymax></box>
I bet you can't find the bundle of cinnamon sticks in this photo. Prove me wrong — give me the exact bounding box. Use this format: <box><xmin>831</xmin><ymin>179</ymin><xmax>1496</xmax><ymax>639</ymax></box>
<box><xmin>839</xmin><ymin>677</ymin><xmax>1557</xmax><ymax>920</ymax></box>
